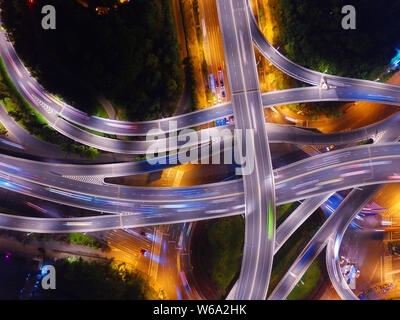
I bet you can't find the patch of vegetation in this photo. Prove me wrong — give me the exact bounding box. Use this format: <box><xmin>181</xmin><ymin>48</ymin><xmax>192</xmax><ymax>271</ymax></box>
<box><xmin>194</xmin><ymin>202</ymin><xmax>308</xmax><ymax>299</ymax></box>
<box><xmin>287</xmin><ymin>258</ymin><xmax>322</xmax><ymax>300</ymax></box>
<box><xmin>278</xmin><ymin>0</ymin><xmax>400</xmax><ymax>80</ymax></box>
<box><xmin>192</xmin><ymin>0</ymin><xmax>200</xmax><ymax>25</ymax></box>
<box><xmin>199</xmin><ymin>216</ymin><xmax>244</xmax><ymax>298</ymax></box>
<box><xmin>183</xmin><ymin>56</ymin><xmax>199</xmax><ymax>111</ymax></box>
<box><xmin>276</xmin><ymin>202</ymin><xmax>300</xmax><ymax>226</ymax></box>
<box><xmin>92</xmin><ymin>103</ymin><xmax>109</xmax><ymax>119</ymax></box>
<box><xmin>1</xmin><ymin>0</ymin><xmax>183</xmax><ymax>121</ymax></box>
<box><xmin>179</xmin><ymin>0</ymin><xmax>200</xmax><ymax>111</ymax></box>
<box><xmin>379</xmin><ymin>70</ymin><xmax>397</xmax><ymax>83</ymax></box>
<box><xmin>0</xmin><ymin>121</ymin><xmax>7</xmax><ymax>136</ymax></box>
<box><xmin>134</xmin><ymin>155</ymin><xmax>147</xmax><ymax>162</ymax></box>
<box><xmin>31</xmin><ymin>233</ymin><xmax>106</xmax><ymax>250</ymax></box>
<box><xmin>285</xmin><ymin>101</ymin><xmax>345</xmax><ymax>119</ymax></box>
<box><xmin>357</xmin><ymin>138</ymin><xmax>374</xmax><ymax>146</ymax></box>
<box><xmin>68</xmin><ymin>233</ymin><xmax>101</xmax><ymax>248</ymax></box>
<box><xmin>60</xmin><ymin>143</ymin><xmax>100</xmax><ymax>159</ymax></box>
<box><xmin>37</xmin><ymin>258</ymin><xmax>158</xmax><ymax>299</ymax></box>
<box><xmin>192</xmin><ymin>0</ymin><xmax>203</xmax><ymax>47</ymax></box>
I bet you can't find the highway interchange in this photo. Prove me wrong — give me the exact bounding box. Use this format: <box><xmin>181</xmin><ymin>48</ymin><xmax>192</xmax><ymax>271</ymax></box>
<box><xmin>0</xmin><ymin>0</ymin><xmax>400</xmax><ymax>300</ymax></box>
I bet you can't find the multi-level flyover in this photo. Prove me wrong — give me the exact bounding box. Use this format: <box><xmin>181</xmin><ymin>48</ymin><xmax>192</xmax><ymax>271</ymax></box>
<box><xmin>0</xmin><ymin>0</ymin><xmax>400</xmax><ymax>301</ymax></box>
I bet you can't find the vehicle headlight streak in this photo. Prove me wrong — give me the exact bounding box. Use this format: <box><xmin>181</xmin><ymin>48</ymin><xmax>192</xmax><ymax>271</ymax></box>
<box><xmin>0</xmin><ymin>140</ymin><xmax>25</xmax><ymax>149</ymax></box>
<box><xmin>63</xmin><ymin>221</ymin><xmax>93</xmax><ymax>226</ymax></box>
<box><xmin>316</xmin><ymin>178</ymin><xmax>344</xmax><ymax>187</ymax></box>
<box><xmin>47</xmin><ymin>188</ymin><xmax>93</xmax><ymax>201</ymax></box>
<box><xmin>0</xmin><ymin>179</ymin><xmax>30</xmax><ymax>192</ymax></box>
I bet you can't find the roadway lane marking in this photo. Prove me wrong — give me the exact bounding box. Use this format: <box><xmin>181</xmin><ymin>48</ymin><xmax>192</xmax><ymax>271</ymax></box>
<box><xmin>222</xmin><ymin>0</ymin><xmax>275</xmax><ymax>299</ymax></box>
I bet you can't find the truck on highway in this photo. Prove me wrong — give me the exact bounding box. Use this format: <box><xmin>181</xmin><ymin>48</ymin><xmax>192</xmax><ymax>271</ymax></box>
<box><xmin>209</xmin><ymin>74</ymin><xmax>216</xmax><ymax>94</ymax></box>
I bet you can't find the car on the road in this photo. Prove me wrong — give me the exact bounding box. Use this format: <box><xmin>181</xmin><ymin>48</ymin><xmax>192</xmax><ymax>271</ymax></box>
<box><xmin>140</xmin><ymin>249</ymin><xmax>148</xmax><ymax>255</ymax></box>
<box><xmin>218</xmin><ymin>65</ymin><xmax>225</xmax><ymax>88</ymax></box>
<box><xmin>209</xmin><ymin>74</ymin><xmax>216</xmax><ymax>94</ymax></box>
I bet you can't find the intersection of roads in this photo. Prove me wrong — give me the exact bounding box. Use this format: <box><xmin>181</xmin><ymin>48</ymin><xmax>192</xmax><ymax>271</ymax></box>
<box><xmin>0</xmin><ymin>0</ymin><xmax>399</xmax><ymax>300</ymax></box>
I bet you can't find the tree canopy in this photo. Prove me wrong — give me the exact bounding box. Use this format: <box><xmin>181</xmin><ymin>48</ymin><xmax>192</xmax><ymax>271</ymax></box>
<box><xmin>278</xmin><ymin>0</ymin><xmax>400</xmax><ymax>79</ymax></box>
<box><xmin>39</xmin><ymin>258</ymin><xmax>157</xmax><ymax>300</ymax></box>
<box><xmin>0</xmin><ymin>0</ymin><xmax>183</xmax><ymax>120</ymax></box>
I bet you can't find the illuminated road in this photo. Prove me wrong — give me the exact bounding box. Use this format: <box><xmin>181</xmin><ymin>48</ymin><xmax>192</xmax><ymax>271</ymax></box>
<box><xmin>3</xmin><ymin>22</ymin><xmax>400</xmax><ymax>156</ymax></box>
<box><xmin>1</xmin><ymin>143</ymin><xmax>400</xmax><ymax>241</ymax></box>
<box><xmin>217</xmin><ymin>0</ymin><xmax>276</xmax><ymax>300</ymax></box>
<box><xmin>269</xmin><ymin>123</ymin><xmax>400</xmax><ymax>300</ymax></box>
<box><xmin>1</xmin><ymin>0</ymin><xmax>400</xmax><ymax>301</ymax></box>
<box><xmin>4</xmin><ymin>15</ymin><xmax>400</xmax><ymax>156</ymax></box>
<box><xmin>269</xmin><ymin>186</ymin><xmax>382</xmax><ymax>300</ymax></box>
